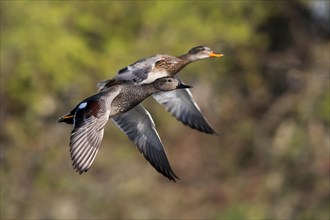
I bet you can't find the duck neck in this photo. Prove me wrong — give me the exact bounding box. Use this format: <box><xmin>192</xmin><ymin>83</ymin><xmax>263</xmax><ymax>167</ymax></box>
<box><xmin>111</xmin><ymin>84</ymin><xmax>158</xmax><ymax>116</ymax></box>
<box><xmin>178</xmin><ymin>53</ymin><xmax>198</xmax><ymax>64</ymax></box>
<box><xmin>126</xmin><ymin>84</ymin><xmax>159</xmax><ymax>103</ymax></box>
<box><xmin>141</xmin><ymin>83</ymin><xmax>162</xmax><ymax>95</ymax></box>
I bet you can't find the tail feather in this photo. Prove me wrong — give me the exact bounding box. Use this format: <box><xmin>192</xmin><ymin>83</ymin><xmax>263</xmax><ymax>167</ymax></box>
<box><xmin>57</xmin><ymin>114</ymin><xmax>74</xmax><ymax>124</ymax></box>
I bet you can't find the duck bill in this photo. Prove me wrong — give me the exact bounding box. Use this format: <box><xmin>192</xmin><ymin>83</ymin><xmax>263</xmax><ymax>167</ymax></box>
<box><xmin>177</xmin><ymin>83</ymin><xmax>192</xmax><ymax>89</ymax></box>
<box><xmin>209</xmin><ymin>51</ymin><xmax>224</xmax><ymax>58</ymax></box>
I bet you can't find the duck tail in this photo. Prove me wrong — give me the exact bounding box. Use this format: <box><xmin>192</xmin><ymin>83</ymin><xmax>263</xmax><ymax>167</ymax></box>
<box><xmin>57</xmin><ymin>113</ymin><xmax>74</xmax><ymax>124</ymax></box>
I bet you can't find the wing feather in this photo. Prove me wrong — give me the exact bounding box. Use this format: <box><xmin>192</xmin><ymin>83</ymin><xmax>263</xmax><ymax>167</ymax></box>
<box><xmin>153</xmin><ymin>77</ymin><xmax>216</xmax><ymax>134</ymax></box>
<box><xmin>112</xmin><ymin>105</ymin><xmax>179</xmax><ymax>181</ymax></box>
<box><xmin>69</xmin><ymin>103</ymin><xmax>109</xmax><ymax>174</ymax></box>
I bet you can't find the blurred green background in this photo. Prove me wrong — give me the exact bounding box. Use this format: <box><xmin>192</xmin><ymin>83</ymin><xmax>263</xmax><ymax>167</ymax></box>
<box><xmin>1</xmin><ymin>1</ymin><xmax>329</xmax><ymax>219</ymax></box>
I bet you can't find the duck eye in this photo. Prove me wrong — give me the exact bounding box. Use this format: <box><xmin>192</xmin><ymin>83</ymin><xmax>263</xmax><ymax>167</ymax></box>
<box><xmin>167</xmin><ymin>79</ymin><xmax>172</xmax><ymax>82</ymax></box>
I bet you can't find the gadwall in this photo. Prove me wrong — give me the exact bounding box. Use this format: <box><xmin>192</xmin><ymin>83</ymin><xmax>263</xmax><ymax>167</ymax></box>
<box><xmin>98</xmin><ymin>46</ymin><xmax>223</xmax><ymax>135</ymax></box>
<box><xmin>58</xmin><ymin>77</ymin><xmax>191</xmax><ymax>181</ymax></box>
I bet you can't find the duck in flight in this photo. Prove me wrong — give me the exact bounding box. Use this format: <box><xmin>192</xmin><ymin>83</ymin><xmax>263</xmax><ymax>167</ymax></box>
<box><xmin>58</xmin><ymin>77</ymin><xmax>191</xmax><ymax>181</ymax></box>
<box><xmin>98</xmin><ymin>46</ymin><xmax>223</xmax><ymax>135</ymax></box>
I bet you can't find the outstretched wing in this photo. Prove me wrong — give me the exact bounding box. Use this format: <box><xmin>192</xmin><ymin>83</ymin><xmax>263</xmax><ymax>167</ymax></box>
<box><xmin>112</xmin><ymin>104</ymin><xmax>179</xmax><ymax>181</ymax></box>
<box><xmin>153</xmin><ymin>77</ymin><xmax>216</xmax><ymax>134</ymax></box>
<box><xmin>69</xmin><ymin>99</ymin><xmax>110</xmax><ymax>174</ymax></box>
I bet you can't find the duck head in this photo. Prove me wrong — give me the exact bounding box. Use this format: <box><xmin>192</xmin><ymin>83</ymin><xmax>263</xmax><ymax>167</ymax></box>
<box><xmin>186</xmin><ymin>46</ymin><xmax>223</xmax><ymax>61</ymax></box>
<box><xmin>154</xmin><ymin>76</ymin><xmax>192</xmax><ymax>91</ymax></box>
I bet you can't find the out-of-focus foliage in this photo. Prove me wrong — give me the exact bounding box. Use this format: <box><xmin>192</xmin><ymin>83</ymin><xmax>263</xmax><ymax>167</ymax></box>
<box><xmin>1</xmin><ymin>1</ymin><xmax>329</xmax><ymax>219</ymax></box>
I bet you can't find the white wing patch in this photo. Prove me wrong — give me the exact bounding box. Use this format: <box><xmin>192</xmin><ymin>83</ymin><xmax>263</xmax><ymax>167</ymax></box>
<box><xmin>78</xmin><ymin>102</ymin><xmax>87</xmax><ymax>109</ymax></box>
